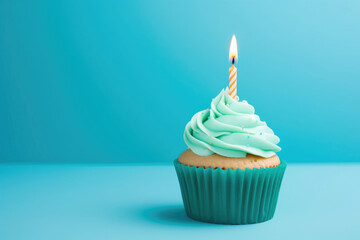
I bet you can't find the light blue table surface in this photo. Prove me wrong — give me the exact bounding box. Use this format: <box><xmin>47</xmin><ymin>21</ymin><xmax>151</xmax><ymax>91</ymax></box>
<box><xmin>1</xmin><ymin>163</ymin><xmax>359</xmax><ymax>240</ymax></box>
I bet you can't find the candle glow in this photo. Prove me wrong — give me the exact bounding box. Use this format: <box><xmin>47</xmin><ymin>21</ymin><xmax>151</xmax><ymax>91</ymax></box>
<box><xmin>229</xmin><ymin>35</ymin><xmax>238</xmax><ymax>62</ymax></box>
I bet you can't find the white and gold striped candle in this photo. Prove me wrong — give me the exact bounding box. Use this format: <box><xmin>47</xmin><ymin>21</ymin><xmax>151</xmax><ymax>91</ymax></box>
<box><xmin>229</xmin><ymin>35</ymin><xmax>238</xmax><ymax>100</ymax></box>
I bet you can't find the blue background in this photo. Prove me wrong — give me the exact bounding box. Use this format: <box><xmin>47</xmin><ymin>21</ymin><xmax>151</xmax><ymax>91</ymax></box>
<box><xmin>0</xmin><ymin>0</ymin><xmax>359</xmax><ymax>163</ymax></box>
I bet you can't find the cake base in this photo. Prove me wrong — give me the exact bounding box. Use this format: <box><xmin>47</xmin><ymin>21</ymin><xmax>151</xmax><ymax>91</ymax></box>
<box><xmin>178</xmin><ymin>149</ymin><xmax>280</xmax><ymax>170</ymax></box>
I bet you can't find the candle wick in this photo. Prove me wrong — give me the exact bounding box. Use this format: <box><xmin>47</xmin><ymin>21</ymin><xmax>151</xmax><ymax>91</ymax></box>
<box><xmin>232</xmin><ymin>58</ymin><xmax>235</xmax><ymax>65</ymax></box>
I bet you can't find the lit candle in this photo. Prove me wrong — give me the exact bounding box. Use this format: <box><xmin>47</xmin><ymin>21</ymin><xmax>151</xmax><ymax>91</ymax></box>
<box><xmin>229</xmin><ymin>35</ymin><xmax>238</xmax><ymax>100</ymax></box>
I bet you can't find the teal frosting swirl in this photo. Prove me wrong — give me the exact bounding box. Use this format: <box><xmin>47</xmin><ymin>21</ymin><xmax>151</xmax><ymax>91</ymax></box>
<box><xmin>184</xmin><ymin>89</ymin><xmax>281</xmax><ymax>158</ymax></box>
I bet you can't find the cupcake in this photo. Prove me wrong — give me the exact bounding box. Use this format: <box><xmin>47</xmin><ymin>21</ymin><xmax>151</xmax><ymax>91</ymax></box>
<box><xmin>174</xmin><ymin>89</ymin><xmax>286</xmax><ymax>224</ymax></box>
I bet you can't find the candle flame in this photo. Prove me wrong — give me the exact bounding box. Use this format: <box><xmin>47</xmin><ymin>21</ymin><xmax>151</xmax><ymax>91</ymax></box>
<box><xmin>229</xmin><ymin>34</ymin><xmax>238</xmax><ymax>62</ymax></box>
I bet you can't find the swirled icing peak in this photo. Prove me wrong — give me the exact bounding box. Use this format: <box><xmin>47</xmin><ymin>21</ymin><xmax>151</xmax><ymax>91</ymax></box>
<box><xmin>184</xmin><ymin>89</ymin><xmax>281</xmax><ymax>158</ymax></box>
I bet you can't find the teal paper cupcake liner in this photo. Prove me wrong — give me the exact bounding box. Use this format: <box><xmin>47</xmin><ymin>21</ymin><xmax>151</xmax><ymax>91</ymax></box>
<box><xmin>174</xmin><ymin>159</ymin><xmax>287</xmax><ymax>225</ymax></box>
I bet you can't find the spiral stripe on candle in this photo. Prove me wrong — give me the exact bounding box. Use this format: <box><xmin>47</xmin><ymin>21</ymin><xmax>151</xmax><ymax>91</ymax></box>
<box><xmin>229</xmin><ymin>66</ymin><xmax>237</xmax><ymax>99</ymax></box>
<box><xmin>230</xmin><ymin>77</ymin><xmax>236</xmax><ymax>89</ymax></box>
<box><xmin>230</xmin><ymin>80</ymin><xmax>237</xmax><ymax>99</ymax></box>
<box><xmin>229</xmin><ymin>79</ymin><xmax>236</xmax><ymax>92</ymax></box>
<box><xmin>229</xmin><ymin>69</ymin><xmax>236</xmax><ymax>79</ymax></box>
